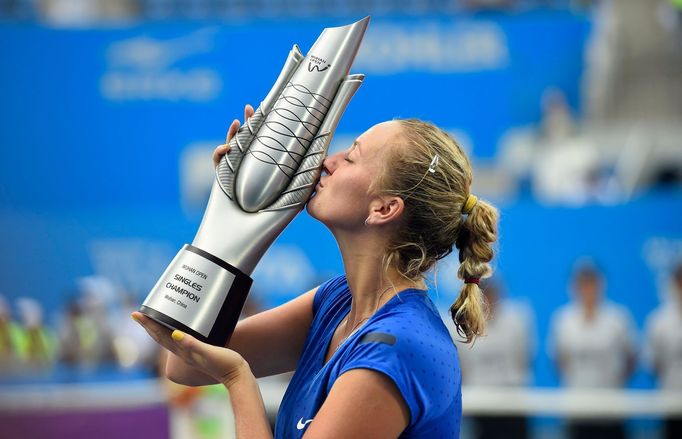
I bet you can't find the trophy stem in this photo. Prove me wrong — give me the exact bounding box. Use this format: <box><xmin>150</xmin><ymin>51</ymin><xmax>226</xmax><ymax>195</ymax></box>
<box><xmin>140</xmin><ymin>17</ymin><xmax>369</xmax><ymax>347</ymax></box>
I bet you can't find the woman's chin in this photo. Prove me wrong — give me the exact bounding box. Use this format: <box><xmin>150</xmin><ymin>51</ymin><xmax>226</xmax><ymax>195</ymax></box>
<box><xmin>305</xmin><ymin>197</ymin><xmax>329</xmax><ymax>226</ymax></box>
<box><xmin>305</xmin><ymin>195</ymin><xmax>319</xmax><ymax>217</ymax></box>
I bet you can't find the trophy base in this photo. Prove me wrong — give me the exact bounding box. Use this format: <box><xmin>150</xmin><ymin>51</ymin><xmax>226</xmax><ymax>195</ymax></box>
<box><xmin>139</xmin><ymin>304</ymin><xmax>218</xmax><ymax>345</ymax></box>
<box><xmin>139</xmin><ymin>244</ymin><xmax>252</xmax><ymax>347</ymax></box>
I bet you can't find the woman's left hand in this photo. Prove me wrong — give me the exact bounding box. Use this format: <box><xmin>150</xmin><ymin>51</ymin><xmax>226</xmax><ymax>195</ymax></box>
<box><xmin>132</xmin><ymin>311</ymin><xmax>249</xmax><ymax>387</ymax></box>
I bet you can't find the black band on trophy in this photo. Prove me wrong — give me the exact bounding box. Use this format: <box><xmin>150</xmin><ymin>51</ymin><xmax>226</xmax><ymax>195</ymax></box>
<box><xmin>185</xmin><ymin>244</ymin><xmax>248</xmax><ymax>278</ymax></box>
<box><xmin>203</xmin><ymin>252</ymin><xmax>253</xmax><ymax>346</ymax></box>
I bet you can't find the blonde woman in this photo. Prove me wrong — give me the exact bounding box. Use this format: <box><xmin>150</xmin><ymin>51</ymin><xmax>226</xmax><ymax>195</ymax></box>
<box><xmin>133</xmin><ymin>105</ymin><xmax>498</xmax><ymax>438</ymax></box>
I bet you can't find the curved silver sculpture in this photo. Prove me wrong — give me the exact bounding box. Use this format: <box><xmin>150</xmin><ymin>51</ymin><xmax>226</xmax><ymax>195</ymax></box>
<box><xmin>140</xmin><ymin>17</ymin><xmax>369</xmax><ymax>346</ymax></box>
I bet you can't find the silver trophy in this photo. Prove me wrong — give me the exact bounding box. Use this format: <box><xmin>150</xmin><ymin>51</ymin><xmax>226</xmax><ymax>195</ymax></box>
<box><xmin>140</xmin><ymin>17</ymin><xmax>370</xmax><ymax>346</ymax></box>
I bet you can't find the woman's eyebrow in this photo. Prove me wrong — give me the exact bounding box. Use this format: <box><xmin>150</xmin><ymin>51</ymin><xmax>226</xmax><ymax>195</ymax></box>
<box><xmin>352</xmin><ymin>140</ymin><xmax>362</xmax><ymax>155</ymax></box>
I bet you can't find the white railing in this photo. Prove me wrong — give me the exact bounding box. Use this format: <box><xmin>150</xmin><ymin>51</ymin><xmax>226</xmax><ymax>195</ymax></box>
<box><xmin>2</xmin><ymin>379</ymin><xmax>680</xmax><ymax>419</ymax></box>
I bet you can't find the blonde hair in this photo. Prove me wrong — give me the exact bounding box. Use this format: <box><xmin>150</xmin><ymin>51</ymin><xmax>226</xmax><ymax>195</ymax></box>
<box><xmin>376</xmin><ymin>119</ymin><xmax>499</xmax><ymax>343</ymax></box>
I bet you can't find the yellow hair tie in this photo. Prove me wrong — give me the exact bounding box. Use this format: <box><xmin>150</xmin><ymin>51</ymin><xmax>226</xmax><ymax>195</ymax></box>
<box><xmin>462</xmin><ymin>194</ymin><xmax>478</xmax><ymax>214</ymax></box>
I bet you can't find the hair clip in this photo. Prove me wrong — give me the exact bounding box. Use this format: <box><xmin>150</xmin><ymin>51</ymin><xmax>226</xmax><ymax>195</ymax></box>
<box><xmin>401</xmin><ymin>153</ymin><xmax>442</xmax><ymax>200</ymax></box>
<box><xmin>428</xmin><ymin>154</ymin><xmax>440</xmax><ymax>173</ymax></box>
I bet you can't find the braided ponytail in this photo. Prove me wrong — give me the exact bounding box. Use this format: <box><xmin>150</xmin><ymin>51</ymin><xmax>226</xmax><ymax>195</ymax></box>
<box><xmin>377</xmin><ymin>118</ymin><xmax>499</xmax><ymax>343</ymax></box>
<box><xmin>450</xmin><ymin>198</ymin><xmax>498</xmax><ymax>343</ymax></box>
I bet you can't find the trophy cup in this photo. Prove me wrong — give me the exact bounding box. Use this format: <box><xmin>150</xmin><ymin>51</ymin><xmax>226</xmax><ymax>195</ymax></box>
<box><xmin>139</xmin><ymin>17</ymin><xmax>370</xmax><ymax>346</ymax></box>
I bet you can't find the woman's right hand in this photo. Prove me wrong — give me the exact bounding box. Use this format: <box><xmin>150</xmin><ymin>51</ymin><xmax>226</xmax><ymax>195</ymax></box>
<box><xmin>212</xmin><ymin>104</ymin><xmax>255</xmax><ymax>168</ymax></box>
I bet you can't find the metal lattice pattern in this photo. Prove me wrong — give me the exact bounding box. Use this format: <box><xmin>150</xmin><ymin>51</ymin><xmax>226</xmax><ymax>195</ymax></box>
<box><xmin>216</xmin><ymin>107</ymin><xmax>265</xmax><ymax>199</ymax></box>
<box><xmin>245</xmin><ymin>81</ymin><xmax>330</xmax><ymax>179</ymax></box>
<box><xmin>264</xmin><ymin>133</ymin><xmax>328</xmax><ymax>211</ymax></box>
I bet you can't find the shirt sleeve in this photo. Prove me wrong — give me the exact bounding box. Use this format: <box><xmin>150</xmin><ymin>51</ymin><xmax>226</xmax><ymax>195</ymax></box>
<box><xmin>339</xmin><ymin>322</ymin><xmax>465</xmax><ymax>433</ymax></box>
<box><xmin>312</xmin><ymin>275</ymin><xmax>347</xmax><ymax>316</ymax></box>
<box><xmin>337</xmin><ymin>338</ymin><xmax>421</xmax><ymax>428</ymax></box>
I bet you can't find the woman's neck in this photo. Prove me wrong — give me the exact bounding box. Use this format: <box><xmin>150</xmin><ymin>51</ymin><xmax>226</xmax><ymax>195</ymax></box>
<box><xmin>335</xmin><ymin>229</ymin><xmax>423</xmax><ymax>326</ymax></box>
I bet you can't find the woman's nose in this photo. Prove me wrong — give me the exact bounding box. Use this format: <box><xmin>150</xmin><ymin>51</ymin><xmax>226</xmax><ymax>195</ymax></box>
<box><xmin>323</xmin><ymin>153</ymin><xmax>340</xmax><ymax>174</ymax></box>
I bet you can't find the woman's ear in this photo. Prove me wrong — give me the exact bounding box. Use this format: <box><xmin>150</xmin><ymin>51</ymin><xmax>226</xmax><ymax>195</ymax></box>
<box><xmin>366</xmin><ymin>196</ymin><xmax>404</xmax><ymax>226</ymax></box>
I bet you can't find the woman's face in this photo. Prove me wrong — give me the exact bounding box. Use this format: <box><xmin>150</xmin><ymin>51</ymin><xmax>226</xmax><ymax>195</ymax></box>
<box><xmin>306</xmin><ymin>121</ymin><xmax>402</xmax><ymax>231</ymax></box>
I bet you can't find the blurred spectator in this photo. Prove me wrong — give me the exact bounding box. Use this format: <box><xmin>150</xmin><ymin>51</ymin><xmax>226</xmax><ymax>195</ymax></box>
<box><xmin>0</xmin><ymin>0</ymin><xmax>36</xmax><ymax>18</ymax></box>
<box><xmin>539</xmin><ymin>87</ymin><xmax>577</xmax><ymax>141</ymax></box>
<box><xmin>37</xmin><ymin>0</ymin><xmax>138</xmax><ymax>24</ymax></box>
<box><xmin>15</xmin><ymin>297</ymin><xmax>56</xmax><ymax>371</ymax></box>
<box><xmin>644</xmin><ymin>262</ymin><xmax>682</xmax><ymax>439</ymax></box>
<box><xmin>462</xmin><ymin>0</ymin><xmax>518</xmax><ymax>10</ymax></box>
<box><xmin>159</xmin><ymin>348</ymin><xmax>236</xmax><ymax>439</ymax></box>
<box><xmin>57</xmin><ymin>279</ymin><xmax>116</xmax><ymax>369</ymax></box>
<box><xmin>111</xmin><ymin>293</ymin><xmax>160</xmax><ymax>373</ymax></box>
<box><xmin>455</xmin><ymin>279</ymin><xmax>535</xmax><ymax>439</ymax></box>
<box><xmin>548</xmin><ymin>260</ymin><xmax>637</xmax><ymax>439</ymax></box>
<box><xmin>498</xmin><ymin>86</ymin><xmax>622</xmax><ymax>204</ymax></box>
<box><xmin>57</xmin><ymin>295</ymin><xmax>84</xmax><ymax>366</ymax></box>
<box><xmin>0</xmin><ymin>295</ymin><xmax>24</xmax><ymax>375</ymax></box>
<box><xmin>531</xmin><ymin>88</ymin><xmax>620</xmax><ymax>205</ymax></box>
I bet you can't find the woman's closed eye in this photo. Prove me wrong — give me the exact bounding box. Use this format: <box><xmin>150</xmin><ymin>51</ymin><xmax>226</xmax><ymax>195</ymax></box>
<box><xmin>344</xmin><ymin>150</ymin><xmax>354</xmax><ymax>163</ymax></box>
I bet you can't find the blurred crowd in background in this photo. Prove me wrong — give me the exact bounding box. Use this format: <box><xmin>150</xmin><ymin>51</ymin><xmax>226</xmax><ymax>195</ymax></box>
<box><xmin>453</xmin><ymin>261</ymin><xmax>682</xmax><ymax>439</ymax></box>
<box><xmin>0</xmin><ymin>278</ymin><xmax>266</xmax><ymax>378</ymax></box>
<box><xmin>1</xmin><ymin>258</ymin><xmax>681</xmax><ymax>386</ymax></box>
<box><xmin>0</xmin><ymin>277</ymin><xmax>159</xmax><ymax>377</ymax></box>
<box><xmin>1</xmin><ymin>257</ymin><xmax>681</xmax><ymax>438</ymax></box>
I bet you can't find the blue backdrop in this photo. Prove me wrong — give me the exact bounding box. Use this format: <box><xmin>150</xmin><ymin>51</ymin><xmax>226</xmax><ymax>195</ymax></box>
<box><xmin>3</xmin><ymin>12</ymin><xmax>682</xmax><ymax>387</ymax></box>
<box><xmin>1</xmin><ymin>12</ymin><xmax>589</xmax><ymax>209</ymax></box>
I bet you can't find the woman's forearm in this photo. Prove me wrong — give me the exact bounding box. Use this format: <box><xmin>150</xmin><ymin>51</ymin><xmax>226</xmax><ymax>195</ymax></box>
<box><xmin>225</xmin><ymin>364</ymin><xmax>273</xmax><ymax>439</ymax></box>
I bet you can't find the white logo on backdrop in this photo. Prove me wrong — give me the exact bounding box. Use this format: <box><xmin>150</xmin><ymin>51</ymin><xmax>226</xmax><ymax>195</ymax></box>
<box><xmin>100</xmin><ymin>28</ymin><xmax>222</xmax><ymax>101</ymax></box>
<box><xmin>355</xmin><ymin>22</ymin><xmax>509</xmax><ymax>74</ymax></box>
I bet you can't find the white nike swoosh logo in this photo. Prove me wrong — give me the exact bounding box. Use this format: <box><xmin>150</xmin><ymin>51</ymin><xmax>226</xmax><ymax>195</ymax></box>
<box><xmin>296</xmin><ymin>417</ymin><xmax>314</xmax><ymax>430</ymax></box>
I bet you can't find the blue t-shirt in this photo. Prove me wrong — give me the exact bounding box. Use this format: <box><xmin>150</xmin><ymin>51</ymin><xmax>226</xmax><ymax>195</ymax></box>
<box><xmin>275</xmin><ymin>275</ymin><xmax>462</xmax><ymax>438</ymax></box>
